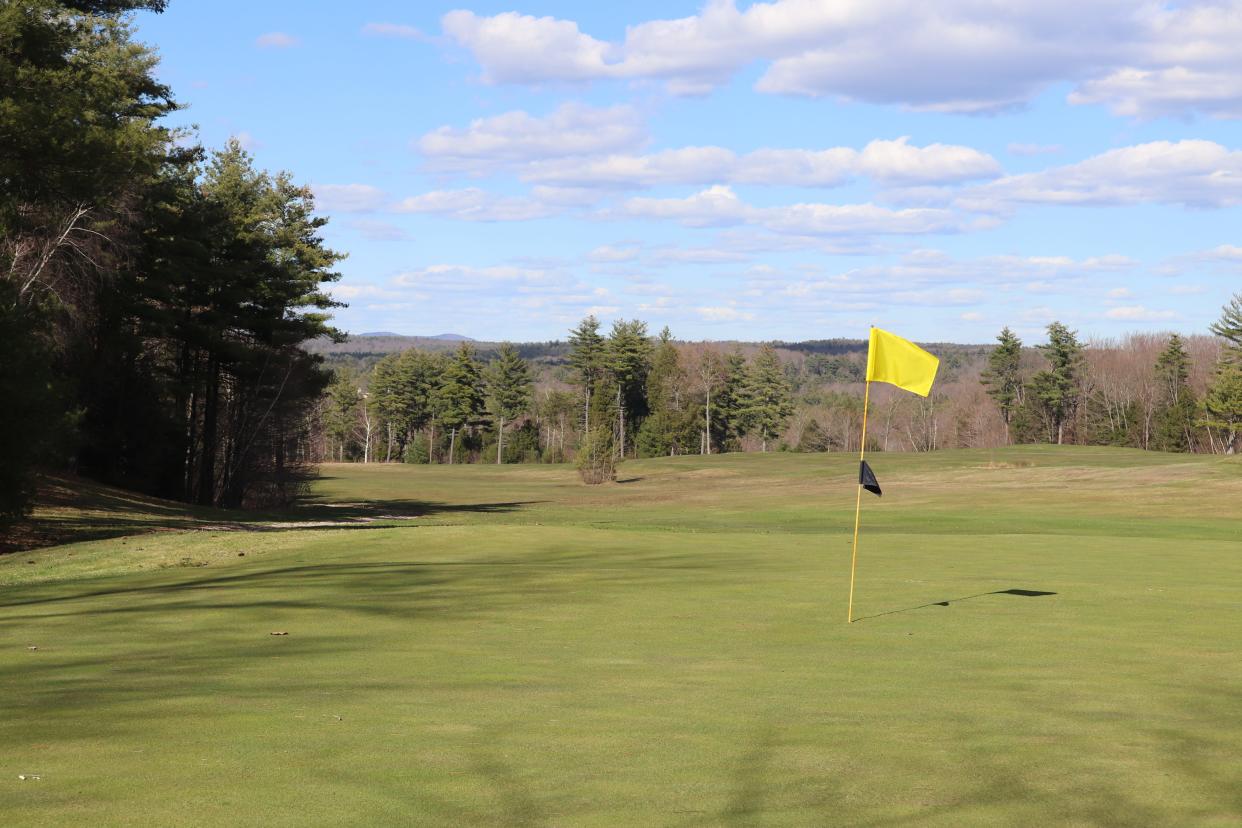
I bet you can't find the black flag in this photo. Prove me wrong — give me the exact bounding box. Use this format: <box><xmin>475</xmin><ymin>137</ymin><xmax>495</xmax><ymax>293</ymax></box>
<box><xmin>859</xmin><ymin>460</ymin><xmax>881</xmax><ymax>497</ymax></box>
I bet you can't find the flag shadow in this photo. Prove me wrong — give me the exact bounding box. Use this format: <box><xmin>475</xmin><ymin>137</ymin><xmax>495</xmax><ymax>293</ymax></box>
<box><xmin>854</xmin><ymin>588</ymin><xmax>1057</xmax><ymax>621</ymax></box>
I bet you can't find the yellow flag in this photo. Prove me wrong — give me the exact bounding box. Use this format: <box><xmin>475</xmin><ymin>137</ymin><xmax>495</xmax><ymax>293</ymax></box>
<box><xmin>865</xmin><ymin>327</ymin><xmax>939</xmax><ymax>396</ymax></box>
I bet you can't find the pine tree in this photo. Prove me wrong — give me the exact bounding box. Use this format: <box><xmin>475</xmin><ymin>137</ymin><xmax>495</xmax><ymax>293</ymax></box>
<box><xmin>1203</xmin><ymin>294</ymin><xmax>1242</xmax><ymax>454</ymax></box>
<box><xmin>433</xmin><ymin>343</ymin><xmax>484</xmax><ymax>464</ymax></box>
<box><xmin>1208</xmin><ymin>292</ymin><xmax>1242</xmax><ymax>354</ymax></box>
<box><xmin>637</xmin><ymin>327</ymin><xmax>692</xmax><ymax>457</ymax></box>
<box><xmin>741</xmin><ymin>345</ymin><xmax>795</xmax><ymax>452</ymax></box>
<box><xmin>1153</xmin><ymin>334</ymin><xmax>1197</xmax><ymax>452</ymax></box>
<box><xmin>1029</xmin><ymin>322</ymin><xmax>1084</xmax><ymax>445</ymax></box>
<box><xmin>606</xmin><ymin>319</ymin><xmax>653</xmax><ymax>459</ymax></box>
<box><xmin>714</xmin><ymin>350</ymin><xmax>752</xmax><ymax>451</ymax></box>
<box><xmin>567</xmin><ymin>316</ymin><xmax>605</xmax><ymax>436</ymax></box>
<box><xmin>981</xmin><ymin>327</ymin><xmax>1024</xmax><ymax>443</ymax></box>
<box><xmin>485</xmin><ymin>344</ymin><xmax>533</xmax><ymax>464</ymax></box>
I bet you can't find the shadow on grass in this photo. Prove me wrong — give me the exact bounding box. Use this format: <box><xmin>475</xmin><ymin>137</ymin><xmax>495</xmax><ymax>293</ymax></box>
<box><xmin>8</xmin><ymin>470</ymin><xmax>546</xmax><ymax>554</ymax></box>
<box><xmin>854</xmin><ymin>588</ymin><xmax>1057</xmax><ymax>621</ymax></box>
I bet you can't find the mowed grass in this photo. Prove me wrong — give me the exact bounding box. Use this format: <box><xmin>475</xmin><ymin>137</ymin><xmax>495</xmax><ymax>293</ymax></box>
<box><xmin>2</xmin><ymin>447</ymin><xmax>1241</xmax><ymax>826</ymax></box>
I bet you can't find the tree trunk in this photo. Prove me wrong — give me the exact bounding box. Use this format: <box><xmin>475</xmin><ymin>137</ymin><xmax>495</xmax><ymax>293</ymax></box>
<box><xmin>704</xmin><ymin>388</ymin><xmax>711</xmax><ymax>455</ymax></box>
<box><xmin>449</xmin><ymin>427</ymin><xmax>457</xmax><ymax>464</ymax></box>
<box><xmin>196</xmin><ymin>357</ymin><xmax>220</xmax><ymax>506</ymax></box>
<box><xmin>497</xmin><ymin>416</ymin><xmax>504</xmax><ymax>464</ymax></box>
<box><xmin>385</xmin><ymin>421</ymin><xmax>393</xmax><ymax>463</ymax></box>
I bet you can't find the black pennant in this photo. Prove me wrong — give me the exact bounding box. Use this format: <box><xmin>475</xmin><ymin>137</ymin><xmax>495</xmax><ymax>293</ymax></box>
<box><xmin>859</xmin><ymin>460</ymin><xmax>882</xmax><ymax>497</ymax></box>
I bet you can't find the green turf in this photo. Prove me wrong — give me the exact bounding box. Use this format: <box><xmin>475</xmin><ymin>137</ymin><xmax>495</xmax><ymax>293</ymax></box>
<box><xmin>2</xmin><ymin>447</ymin><xmax>1241</xmax><ymax>825</ymax></box>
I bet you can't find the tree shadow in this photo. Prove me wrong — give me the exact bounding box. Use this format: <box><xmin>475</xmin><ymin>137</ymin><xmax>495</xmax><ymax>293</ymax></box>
<box><xmin>854</xmin><ymin>589</ymin><xmax>1057</xmax><ymax>621</ymax></box>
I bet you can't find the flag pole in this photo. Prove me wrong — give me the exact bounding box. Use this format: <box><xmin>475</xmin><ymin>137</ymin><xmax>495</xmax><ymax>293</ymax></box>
<box><xmin>847</xmin><ymin>380</ymin><xmax>872</xmax><ymax>623</ymax></box>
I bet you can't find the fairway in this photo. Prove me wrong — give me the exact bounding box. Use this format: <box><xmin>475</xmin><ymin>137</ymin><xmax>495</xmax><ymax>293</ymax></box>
<box><xmin>3</xmin><ymin>447</ymin><xmax>1241</xmax><ymax>825</ymax></box>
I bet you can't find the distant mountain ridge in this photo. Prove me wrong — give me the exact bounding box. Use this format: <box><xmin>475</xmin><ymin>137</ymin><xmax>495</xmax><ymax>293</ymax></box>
<box><xmin>355</xmin><ymin>331</ymin><xmax>474</xmax><ymax>341</ymax></box>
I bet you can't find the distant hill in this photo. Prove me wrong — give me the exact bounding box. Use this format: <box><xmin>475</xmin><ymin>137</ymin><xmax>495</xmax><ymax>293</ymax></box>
<box><xmin>427</xmin><ymin>333</ymin><xmax>474</xmax><ymax>341</ymax></box>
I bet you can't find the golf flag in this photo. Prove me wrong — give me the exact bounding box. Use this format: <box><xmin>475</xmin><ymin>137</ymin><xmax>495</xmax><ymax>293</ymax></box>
<box><xmin>865</xmin><ymin>327</ymin><xmax>940</xmax><ymax>397</ymax></box>
<box><xmin>848</xmin><ymin>327</ymin><xmax>940</xmax><ymax>623</ymax></box>
<box><xmin>859</xmin><ymin>460</ymin><xmax>881</xmax><ymax>497</ymax></box>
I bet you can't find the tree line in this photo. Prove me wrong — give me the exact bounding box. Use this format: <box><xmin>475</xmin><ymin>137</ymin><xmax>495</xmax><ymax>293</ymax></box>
<box><xmin>1</xmin><ymin>1</ymin><xmax>343</xmax><ymax>523</ymax></box>
<box><xmin>318</xmin><ymin>298</ymin><xmax>1242</xmax><ymax>474</ymax></box>
<box><xmin>317</xmin><ymin>319</ymin><xmax>800</xmax><ymax>480</ymax></box>
<box><xmin>981</xmin><ymin>299</ymin><xmax>1242</xmax><ymax>454</ymax></box>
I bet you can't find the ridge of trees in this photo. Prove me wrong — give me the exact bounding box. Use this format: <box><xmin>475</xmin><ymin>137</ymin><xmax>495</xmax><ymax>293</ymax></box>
<box><xmin>320</xmin><ymin>301</ymin><xmax>1242</xmax><ymax>467</ymax></box>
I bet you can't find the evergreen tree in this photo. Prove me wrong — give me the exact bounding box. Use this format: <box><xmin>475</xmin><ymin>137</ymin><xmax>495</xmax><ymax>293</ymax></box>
<box><xmin>567</xmin><ymin>316</ymin><xmax>605</xmax><ymax>435</ymax></box>
<box><xmin>324</xmin><ymin>372</ymin><xmax>362</xmax><ymax>462</ymax></box>
<box><xmin>1208</xmin><ymin>292</ymin><xmax>1242</xmax><ymax>354</ymax></box>
<box><xmin>1153</xmin><ymin>334</ymin><xmax>1197</xmax><ymax>452</ymax></box>
<box><xmin>1203</xmin><ymin>295</ymin><xmax>1242</xmax><ymax>453</ymax></box>
<box><xmin>606</xmin><ymin>319</ymin><xmax>653</xmax><ymax>458</ymax></box>
<box><xmin>714</xmin><ymin>350</ymin><xmax>752</xmax><ymax>451</ymax></box>
<box><xmin>433</xmin><ymin>343</ymin><xmax>485</xmax><ymax>464</ymax></box>
<box><xmin>694</xmin><ymin>349</ymin><xmax>726</xmax><ymax>455</ymax></box>
<box><xmin>741</xmin><ymin>346</ymin><xmax>795</xmax><ymax>452</ymax></box>
<box><xmin>1028</xmin><ymin>322</ymin><xmax>1084</xmax><ymax>445</ymax></box>
<box><xmin>981</xmin><ymin>327</ymin><xmax>1024</xmax><ymax>443</ymax></box>
<box><xmin>485</xmin><ymin>344</ymin><xmax>533</xmax><ymax>464</ymax></box>
<box><xmin>637</xmin><ymin>327</ymin><xmax>693</xmax><ymax>457</ymax></box>
<box><xmin>1202</xmin><ymin>362</ymin><xmax>1242</xmax><ymax>454</ymax></box>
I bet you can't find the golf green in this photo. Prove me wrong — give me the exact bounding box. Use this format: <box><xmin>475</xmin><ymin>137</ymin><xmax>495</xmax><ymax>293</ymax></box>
<box><xmin>3</xmin><ymin>446</ymin><xmax>1240</xmax><ymax>825</ymax></box>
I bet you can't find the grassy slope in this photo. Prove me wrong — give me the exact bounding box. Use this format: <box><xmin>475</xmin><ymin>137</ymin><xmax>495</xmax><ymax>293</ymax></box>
<box><xmin>2</xmin><ymin>447</ymin><xmax>1241</xmax><ymax>825</ymax></box>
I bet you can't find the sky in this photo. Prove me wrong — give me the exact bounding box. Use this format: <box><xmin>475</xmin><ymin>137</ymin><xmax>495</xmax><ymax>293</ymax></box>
<box><xmin>136</xmin><ymin>0</ymin><xmax>1242</xmax><ymax>343</ymax></box>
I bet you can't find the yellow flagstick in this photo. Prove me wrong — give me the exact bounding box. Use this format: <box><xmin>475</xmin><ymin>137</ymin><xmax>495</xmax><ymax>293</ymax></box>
<box><xmin>847</xmin><ymin>379</ymin><xmax>872</xmax><ymax>623</ymax></box>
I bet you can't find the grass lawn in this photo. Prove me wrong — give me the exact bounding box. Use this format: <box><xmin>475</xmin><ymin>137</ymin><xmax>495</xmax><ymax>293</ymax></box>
<box><xmin>2</xmin><ymin>446</ymin><xmax>1241</xmax><ymax>825</ymax></box>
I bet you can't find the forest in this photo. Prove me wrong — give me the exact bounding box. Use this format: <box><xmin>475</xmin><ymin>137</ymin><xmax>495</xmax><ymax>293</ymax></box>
<box><xmin>2</xmin><ymin>1</ymin><xmax>343</xmax><ymax>520</ymax></box>
<box><xmin>316</xmin><ymin>307</ymin><xmax>1242</xmax><ymax>480</ymax></box>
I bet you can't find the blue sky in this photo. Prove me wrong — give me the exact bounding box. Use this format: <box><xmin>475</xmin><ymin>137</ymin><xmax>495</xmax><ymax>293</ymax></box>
<box><xmin>137</xmin><ymin>1</ymin><xmax>1242</xmax><ymax>343</ymax></box>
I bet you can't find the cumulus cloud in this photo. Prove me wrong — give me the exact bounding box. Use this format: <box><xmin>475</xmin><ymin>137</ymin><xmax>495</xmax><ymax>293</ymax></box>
<box><xmin>1105</xmin><ymin>305</ymin><xmax>1179</xmax><ymax>321</ymax></box>
<box><xmin>621</xmin><ymin>186</ymin><xmax>966</xmax><ymax>236</ymax></box>
<box><xmin>517</xmin><ymin>137</ymin><xmax>998</xmax><ymax>189</ymax></box>
<box><xmin>392</xmin><ymin>188</ymin><xmax>559</xmax><ymax>221</ymax></box>
<box><xmin>440</xmin><ymin>1</ymin><xmax>1242</xmax><ymax>118</ymax></box>
<box><xmin>418</xmin><ymin>103</ymin><xmax>645</xmax><ymax>172</ymax></box>
<box><xmin>314</xmin><ymin>183</ymin><xmax>388</xmax><ymax>213</ymax></box>
<box><xmin>959</xmin><ymin>140</ymin><xmax>1242</xmax><ymax>210</ymax></box>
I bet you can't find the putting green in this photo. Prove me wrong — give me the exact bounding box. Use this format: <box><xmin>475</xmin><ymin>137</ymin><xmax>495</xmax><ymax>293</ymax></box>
<box><xmin>2</xmin><ymin>447</ymin><xmax>1240</xmax><ymax>825</ymax></box>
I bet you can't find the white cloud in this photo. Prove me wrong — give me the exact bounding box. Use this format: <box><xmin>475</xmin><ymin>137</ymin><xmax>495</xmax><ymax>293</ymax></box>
<box><xmin>622</xmin><ymin>185</ymin><xmax>749</xmax><ymax>227</ymax></box>
<box><xmin>314</xmin><ymin>184</ymin><xmax>387</xmax><ymax>213</ymax></box>
<box><xmin>392</xmin><ymin>188</ymin><xmax>559</xmax><ymax>221</ymax></box>
<box><xmin>255</xmin><ymin>32</ymin><xmax>299</xmax><ymax>49</ymax></box>
<box><xmin>621</xmin><ymin>185</ymin><xmax>968</xmax><ymax>238</ymax></box>
<box><xmin>446</xmin><ymin>134</ymin><xmax>999</xmax><ymax>189</ymax></box>
<box><xmin>960</xmin><ymin>140</ymin><xmax>1242</xmax><ymax>210</ymax></box>
<box><xmin>418</xmin><ymin>103</ymin><xmax>645</xmax><ymax>172</ymax></box>
<box><xmin>1107</xmin><ymin>287</ymin><xmax>1133</xmax><ymax>298</ymax></box>
<box><xmin>393</xmin><ymin>264</ymin><xmax>568</xmax><ymax>291</ymax></box>
<box><xmin>232</xmin><ymin>131</ymin><xmax>262</xmax><ymax>151</ymax></box>
<box><xmin>1105</xmin><ymin>305</ymin><xmax>1179</xmax><ymax>321</ymax></box>
<box><xmin>441</xmin><ymin>2</ymin><xmax>1242</xmax><ymax>119</ymax></box>
<box><xmin>362</xmin><ymin>22</ymin><xmax>427</xmax><ymax>40</ymax></box>
<box><xmin>441</xmin><ymin>10</ymin><xmax>614</xmax><ymax>85</ymax></box>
